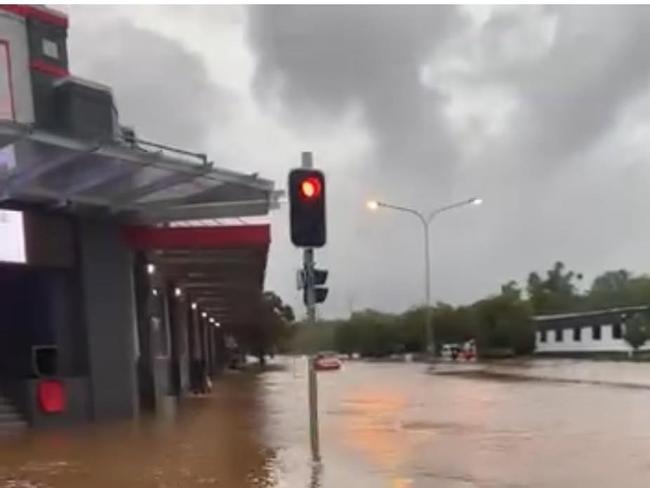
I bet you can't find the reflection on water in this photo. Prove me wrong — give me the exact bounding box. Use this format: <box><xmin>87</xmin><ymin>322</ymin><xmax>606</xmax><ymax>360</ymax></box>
<box><xmin>308</xmin><ymin>461</ymin><xmax>322</xmax><ymax>488</ymax></box>
<box><xmin>339</xmin><ymin>388</ymin><xmax>409</xmax><ymax>469</ymax></box>
<box><xmin>4</xmin><ymin>359</ymin><xmax>650</xmax><ymax>487</ymax></box>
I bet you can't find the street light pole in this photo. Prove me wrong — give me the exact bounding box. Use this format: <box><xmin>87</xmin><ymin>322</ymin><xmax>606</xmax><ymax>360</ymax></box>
<box><xmin>367</xmin><ymin>197</ymin><xmax>482</xmax><ymax>359</ymax></box>
<box><xmin>422</xmin><ymin>214</ymin><xmax>433</xmax><ymax>356</ymax></box>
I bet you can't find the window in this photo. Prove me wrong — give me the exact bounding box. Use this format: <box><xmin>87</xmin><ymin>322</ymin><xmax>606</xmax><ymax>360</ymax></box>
<box><xmin>540</xmin><ymin>330</ymin><xmax>547</xmax><ymax>343</ymax></box>
<box><xmin>612</xmin><ymin>323</ymin><xmax>623</xmax><ymax>339</ymax></box>
<box><xmin>573</xmin><ymin>327</ymin><xmax>581</xmax><ymax>342</ymax></box>
<box><xmin>592</xmin><ymin>325</ymin><xmax>601</xmax><ymax>340</ymax></box>
<box><xmin>555</xmin><ymin>329</ymin><xmax>563</xmax><ymax>342</ymax></box>
<box><xmin>42</xmin><ymin>39</ymin><xmax>59</xmax><ymax>59</ymax></box>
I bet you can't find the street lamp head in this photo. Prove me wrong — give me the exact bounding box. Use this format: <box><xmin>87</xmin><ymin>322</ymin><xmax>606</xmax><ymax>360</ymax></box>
<box><xmin>366</xmin><ymin>200</ymin><xmax>379</xmax><ymax>211</ymax></box>
<box><xmin>471</xmin><ymin>197</ymin><xmax>483</xmax><ymax>206</ymax></box>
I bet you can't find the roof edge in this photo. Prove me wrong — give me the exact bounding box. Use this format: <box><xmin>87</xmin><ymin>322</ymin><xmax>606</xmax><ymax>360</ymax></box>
<box><xmin>534</xmin><ymin>305</ymin><xmax>650</xmax><ymax>322</ymax></box>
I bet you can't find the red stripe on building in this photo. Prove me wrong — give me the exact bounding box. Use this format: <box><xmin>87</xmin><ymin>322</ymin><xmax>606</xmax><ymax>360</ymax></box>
<box><xmin>30</xmin><ymin>59</ymin><xmax>69</xmax><ymax>78</ymax></box>
<box><xmin>123</xmin><ymin>225</ymin><xmax>271</xmax><ymax>250</ymax></box>
<box><xmin>0</xmin><ymin>5</ymin><xmax>69</xmax><ymax>28</ymax></box>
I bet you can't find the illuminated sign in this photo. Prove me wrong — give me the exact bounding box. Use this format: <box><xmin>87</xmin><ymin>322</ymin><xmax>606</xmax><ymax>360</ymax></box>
<box><xmin>0</xmin><ymin>41</ymin><xmax>15</xmax><ymax>175</ymax></box>
<box><xmin>0</xmin><ymin>209</ymin><xmax>26</xmax><ymax>263</ymax></box>
<box><xmin>0</xmin><ymin>41</ymin><xmax>13</xmax><ymax>120</ymax></box>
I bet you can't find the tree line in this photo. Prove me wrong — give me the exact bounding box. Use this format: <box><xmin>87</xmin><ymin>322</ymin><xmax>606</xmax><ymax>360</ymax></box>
<box><xmin>291</xmin><ymin>262</ymin><xmax>650</xmax><ymax>357</ymax></box>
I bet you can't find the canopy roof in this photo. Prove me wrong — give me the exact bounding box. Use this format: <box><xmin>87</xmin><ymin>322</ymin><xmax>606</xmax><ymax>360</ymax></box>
<box><xmin>124</xmin><ymin>224</ymin><xmax>270</xmax><ymax>328</ymax></box>
<box><xmin>0</xmin><ymin>121</ymin><xmax>280</xmax><ymax>223</ymax></box>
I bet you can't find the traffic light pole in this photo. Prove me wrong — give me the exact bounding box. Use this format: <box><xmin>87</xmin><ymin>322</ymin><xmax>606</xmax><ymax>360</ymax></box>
<box><xmin>304</xmin><ymin>248</ymin><xmax>316</xmax><ymax>321</ymax></box>
<box><xmin>302</xmin><ymin>151</ymin><xmax>320</xmax><ymax>462</ymax></box>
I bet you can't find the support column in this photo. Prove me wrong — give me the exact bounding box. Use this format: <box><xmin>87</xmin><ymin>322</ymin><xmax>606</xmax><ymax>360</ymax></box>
<box><xmin>79</xmin><ymin>219</ymin><xmax>138</xmax><ymax>420</ymax></box>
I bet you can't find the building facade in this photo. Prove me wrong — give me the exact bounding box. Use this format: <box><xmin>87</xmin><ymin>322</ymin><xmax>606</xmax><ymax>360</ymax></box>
<box><xmin>534</xmin><ymin>306</ymin><xmax>650</xmax><ymax>356</ymax></box>
<box><xmin>0</xmin><ymin>6</ymin><xmax>279</xmax><ymax>430</ymax></box>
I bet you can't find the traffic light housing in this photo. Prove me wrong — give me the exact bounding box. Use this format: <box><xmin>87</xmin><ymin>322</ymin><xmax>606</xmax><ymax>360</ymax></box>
<box><xmin>306</xmin><ymin>287</ymin><xmax>329</xmax><ymax>305</ymax></box>
<box><xmin>303</xmin><ymin>267</ymin><xmax>328</xmax><ymax>305</ymax></box>
<box><xmin>289</xmin><ymin>168</ymin><xmax>326</xmax><ymax>247</ymax></box>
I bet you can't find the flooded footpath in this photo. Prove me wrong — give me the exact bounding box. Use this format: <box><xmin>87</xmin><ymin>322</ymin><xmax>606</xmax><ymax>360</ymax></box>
<box><xmin>3</xmin><ymin>358</ymin><xmax>650</xmax><ymax>487</ymax></box>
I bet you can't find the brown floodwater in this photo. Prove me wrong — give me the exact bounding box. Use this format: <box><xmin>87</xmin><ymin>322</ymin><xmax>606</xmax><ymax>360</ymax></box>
<box><xmin>2</xmin><ymin>358</ymin><xmax>650</xmax><ymax>487</ymax></box>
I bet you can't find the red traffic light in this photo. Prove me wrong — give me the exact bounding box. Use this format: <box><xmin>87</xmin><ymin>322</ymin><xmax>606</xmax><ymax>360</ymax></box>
<box><xmin>289</xmin><ymin>168</ymin><xmax>326</xmax><ymax>247</ymax></box>
<box><xmin>300</xmin><ymin>177</ymin><xmax>322</xmax><ymax>199</ymax></box>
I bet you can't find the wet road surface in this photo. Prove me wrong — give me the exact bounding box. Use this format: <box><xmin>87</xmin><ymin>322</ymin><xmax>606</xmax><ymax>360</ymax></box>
<box><xmin>3</xmin><ymin>359</ymin><xmax>650</xmax><ymax>487</ymax></box>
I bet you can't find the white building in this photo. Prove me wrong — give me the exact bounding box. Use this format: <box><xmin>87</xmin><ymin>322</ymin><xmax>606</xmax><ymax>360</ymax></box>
<box><xmin>535</xmin><ymin>306</ymin><xmax>650</xmax><ymax>355</ymax></box>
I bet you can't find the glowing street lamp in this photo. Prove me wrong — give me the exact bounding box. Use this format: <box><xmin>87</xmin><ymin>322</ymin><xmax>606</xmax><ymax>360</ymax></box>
<box><xmin>366</xmin><ymin>197</ymin><xmax>483</xmax><ymax>357</ymax></box>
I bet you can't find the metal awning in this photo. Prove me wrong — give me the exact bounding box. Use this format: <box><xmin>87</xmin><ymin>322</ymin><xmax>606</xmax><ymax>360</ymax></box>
<box><xmin>124</xmin><ymin>224</ymin><xmax>270</xmax><ymax>328</ymax></box>
<box><xmin>0</xmin><ymin>120</ymin><xmax>281</xmax><ymax>223</ymax></box>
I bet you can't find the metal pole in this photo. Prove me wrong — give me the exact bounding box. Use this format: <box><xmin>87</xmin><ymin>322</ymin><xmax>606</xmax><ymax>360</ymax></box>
<box><xmin>302</xmin><ymin>151</ymin><xmax>320</xmax><ymax>462</ymax></box>
<box><xmin>423</xmin><ymin>219</ymin><xmax>434</xmax><ymax>359</ymax></box>
<box><xmin>307</xmin><ymin>355</ymin><xmax>320</xmax><ymax>460</ymax></box>
<box><xmin>371</xmin><ymin>200</ymin><xmax>480</xmax><ymax>359</ymax></box>
<box><xmin>304</xmin><ymin>248</ymin><xmax>316</xmax><ymax>321</ymax></box>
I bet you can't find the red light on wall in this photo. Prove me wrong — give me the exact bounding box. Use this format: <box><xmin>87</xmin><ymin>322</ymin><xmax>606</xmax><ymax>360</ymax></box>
<box><xmin>37</xmin><ymin>379</ymin><xmax>66</xmax><ymax>414</ymax></box>
<box><xmin>300</xmin><ymin>177</ymin><xmax>322</xmax><ymax>199</ymax></box>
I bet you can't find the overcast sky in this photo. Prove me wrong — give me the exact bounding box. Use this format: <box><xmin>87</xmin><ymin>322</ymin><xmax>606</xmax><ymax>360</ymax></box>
<box><xmin>65</xmin><ymin>5</ymin><xmax>650</xmax><ymax>318</ymax></box>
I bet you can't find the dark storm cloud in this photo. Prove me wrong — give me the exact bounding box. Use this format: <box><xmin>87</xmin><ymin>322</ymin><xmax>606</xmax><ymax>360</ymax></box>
<box><xmin>57</xmin><ymin>6</ymin><xmax>650</xmax><ymax>316</ymax></box>
<box><xmin>247</xmin><ymin>6</ymin><xmax>467</xmax><ymax>180</ymax></box>
<box><xmin>67</xmin><ymin>12</ymin><xmax>233</xmax><ymax>151</ymax></box>
<box><xmin>246</xmin><ymin>6</ymin><xmax>478</xmax><ymax>315</ymax></box>
<box><xmin>247</xmin><ymin>5</ymin><xmax>650</xmax><ymax>315</ymax></box>
<box><xmin>248</xmin><ymin>5</ymin><xmax>650</xmax><ymax>170</ymax></box>
<box><xmin>475</xmin><ymin>6</ymin><xmax>650</xmax><ymax>162</ymax></box>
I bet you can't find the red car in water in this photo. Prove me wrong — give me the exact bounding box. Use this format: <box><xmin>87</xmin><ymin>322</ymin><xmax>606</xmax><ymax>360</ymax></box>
<box><xmin>314</xmin><ymin>352</ymin><xmax>342</xmax><ymax>371</ymax></box>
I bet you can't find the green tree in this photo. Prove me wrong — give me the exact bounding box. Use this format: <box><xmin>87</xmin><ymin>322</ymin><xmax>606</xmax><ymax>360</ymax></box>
<box><xmin>587</xmin><ymin>270</ymin><xmax>650</xmax><ymax>309</ymax></box>
<box><xmin>332</xmin><ymin>310</ymin><xmax>401</xmax><ymax>358</ymax></box>
<box><xmin>527</xmin><ymin>261</ymin><xmax>583</xmax><ymax>314</ymax></box>
<box><xmin>237</xmin><ymin>291</ymin><xmax>295</xmax><ymax>365</ymax></box>
<box><xmin>474</xmin><ymin>285</ymin><xmax>535</xmax><ymax>356</ymax></box>
<box><xmin>398</xmin><ymin>307</ymin><xmax>427</xmax><ymax>352</ymax></box>
<box><xmin>353</xmin><ymin>310</ymin><xmax>401</xmax><ymax>357</ymax></box>
<box><xmin>433</xmin><ymin>303</ymin><xmax>477</xmax><ymax>347</ymax></box>
<box><xmin>290</xmin><ymin>320</ymin><xmax>338</xmax><ymax>354</ymax></box>
<box><xmin>334</xmin><ymin>321</ymin><xmax>360</xmax><ymax>356</ymax></box>
<box><xmin>590</xmin><ymin>269</ymin><xmax>630</xmax><ymax>295</ymax></box>
<box><xmin>624</xmin><ymin>314</ymin><xmax>650</xmax><ymax>352</ymax></box>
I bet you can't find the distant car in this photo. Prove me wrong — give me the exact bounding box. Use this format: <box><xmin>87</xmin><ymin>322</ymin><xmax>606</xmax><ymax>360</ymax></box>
<box><xmin>461</xmin><ymin>340</ymin><xmax>477</xmax><ymax>361</ymax></box>
<box><xmin>314</xmin><ymin>352</ymin><xmax>342</xmax><ymax>371</ymax></box>
<box><xmin>441</xmin><ymin>341</ymin><xmax>476</xmax><ymax>361</ymax></box>
<box><xmin>441</xmin><ymin>344</ymin><xmax>462</xmax><ymax>361</ymax></box>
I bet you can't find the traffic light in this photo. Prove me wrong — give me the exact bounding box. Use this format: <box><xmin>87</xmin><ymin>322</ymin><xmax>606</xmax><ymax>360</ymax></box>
<box><xmin>303</xmin><ymin>267</ymin><xmax>328</xmax><ymax>305</ymax></box>
<box><xmin>289</xmin><ymin>168</ymin><xmax>326</xmax><ymax>247</ymax></box>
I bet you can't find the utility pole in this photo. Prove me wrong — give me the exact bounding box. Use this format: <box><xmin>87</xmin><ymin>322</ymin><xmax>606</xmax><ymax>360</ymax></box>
<box><xmin>288</xmin><ymin>151</ymin><xmax>328</xmax><ymax>461</ymax></box>
<box><xmin>366</xmin><ymin>197</ymin><xmax>482</xmax><ymax>358</ymax></box>
<box><xmin>301</xmin><ymin>151</ymin><xmax>320</xmax><ymax>462</ymax></box>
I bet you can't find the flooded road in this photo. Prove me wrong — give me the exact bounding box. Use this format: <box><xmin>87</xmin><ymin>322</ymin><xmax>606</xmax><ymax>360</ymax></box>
<box><xmin>3</xmin><ymin>359</ymin><xmax>650</xmax><ymax>487</ymax></box>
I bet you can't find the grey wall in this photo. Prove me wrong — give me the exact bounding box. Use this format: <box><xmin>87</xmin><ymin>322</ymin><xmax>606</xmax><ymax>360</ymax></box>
<box><xmin>78</xmin><ymin>218</ymin><xmax>138</xmax><ymax>421</ymax></box>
